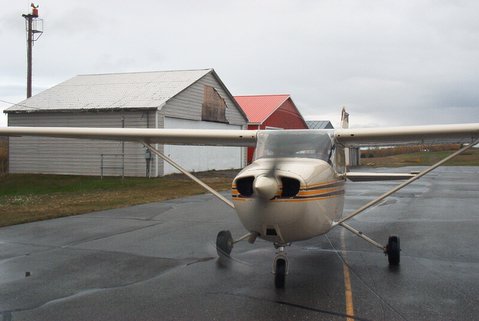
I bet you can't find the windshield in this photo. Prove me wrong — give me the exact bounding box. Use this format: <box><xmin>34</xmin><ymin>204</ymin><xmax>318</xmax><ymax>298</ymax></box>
<box><xmin>254</xmin><ymin>130</ymin><xmax>334</xmax><ymax>161</ymax></box>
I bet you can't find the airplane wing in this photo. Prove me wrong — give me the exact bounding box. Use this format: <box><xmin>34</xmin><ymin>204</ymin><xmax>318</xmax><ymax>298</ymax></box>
<box><xmin>0</xmin><ymin>127</ymin><xmax>258</xmax><ymax>147</ymax></box>
<box><xmin>335</xmin><ymin>123</ymin><xmax>479</xmax><ymax>147</ymax></box>
<box><xmin>1</xmin><ymin>123</ymin><xmax>478</xmax><ymax>148</ymax></box>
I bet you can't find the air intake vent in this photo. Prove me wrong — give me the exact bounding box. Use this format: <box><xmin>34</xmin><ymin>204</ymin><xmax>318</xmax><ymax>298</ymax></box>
<box><xmin>281</xmin><ymin>177</ymin><xmax>300</xmax><ymax>197</ymax></box>
<box><xmin>236</xmin><ymin>176</ymin><xmax>255</xmax><ymax>197</ymax></box>
<box><xmin>266</xmin><ymin>228</ymin><xmax>277</xmax><ymax>236</ymax></box>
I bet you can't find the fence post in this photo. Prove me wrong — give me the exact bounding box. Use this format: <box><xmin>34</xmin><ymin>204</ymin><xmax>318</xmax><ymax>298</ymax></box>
<box><xmin>100</xmin><ymin>154</ymin><xmax>104</xmax><ymax>180</ymax></box>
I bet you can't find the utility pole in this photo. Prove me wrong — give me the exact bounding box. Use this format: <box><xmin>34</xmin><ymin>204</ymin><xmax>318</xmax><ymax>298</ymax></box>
<box><xmin>22</xmin><ymin>4</ymin><xmax>43</xmax><ymax>98</ymax></box>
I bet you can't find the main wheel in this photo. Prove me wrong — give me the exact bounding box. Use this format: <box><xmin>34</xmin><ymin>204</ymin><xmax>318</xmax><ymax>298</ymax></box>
<box><xmin>274</xmin><ymin>258</ymin><xmax>286</xmax><ymax>289</ymax></box>
<box><xmin>216</xmin><ymin>230</ymin><xmax>233</xmax><ymax>256</ymax></box>
<box><xmin>386</xmin><ymin>235</ymin><xmax>400</xmax><ymax>266</ymax></box>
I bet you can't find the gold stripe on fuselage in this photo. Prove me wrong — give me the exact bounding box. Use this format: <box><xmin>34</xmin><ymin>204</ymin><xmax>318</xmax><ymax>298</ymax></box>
<box><xmin>232</xmin><ymin>194</ymin><xmax>343</xmax><ymax>203</ymax></box>
<box><xmin>297</xmin><ymin>187</ymin><xmax>340</xmax><ymax>197</ymax></box>
<box><xmin>231</xmin><ymin>180</ymin><xmax>345</xmax><ymax>203</ymax></box>
<box><xmin>271</xmin><ymin>194</ymin><xmax>343</xmax><ymax>202</ymax></box>
<box><xmin>300</xmin><ymin>180</ymin><xmax>345</xmax><ymax>190</ymax></box>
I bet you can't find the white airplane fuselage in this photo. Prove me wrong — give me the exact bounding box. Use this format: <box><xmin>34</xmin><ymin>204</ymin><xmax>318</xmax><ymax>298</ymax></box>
<box><xmin>232</xmin><ymin>157</ymin><xmax>346</xmax><ymax>244</ymax></box>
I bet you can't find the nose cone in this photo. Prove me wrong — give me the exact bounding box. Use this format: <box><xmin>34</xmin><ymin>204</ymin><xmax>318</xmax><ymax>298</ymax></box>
<box><xmin>254</xmin><ymin>176</ymin><xmax>278</xmax><ymax>200</ymax></box>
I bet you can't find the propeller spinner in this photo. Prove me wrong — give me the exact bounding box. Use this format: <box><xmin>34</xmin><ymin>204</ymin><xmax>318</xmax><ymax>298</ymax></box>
<box><xmin>253</xmin><ymin>175</ymin><xmax>278</xmax><ymax>200</ymax></box>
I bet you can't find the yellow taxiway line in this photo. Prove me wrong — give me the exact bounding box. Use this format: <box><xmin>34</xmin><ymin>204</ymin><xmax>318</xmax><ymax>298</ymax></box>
<box><xmin>341</xmin><ymin>228</ymin><xmax>355</xmax><ymax>321</ymax></box>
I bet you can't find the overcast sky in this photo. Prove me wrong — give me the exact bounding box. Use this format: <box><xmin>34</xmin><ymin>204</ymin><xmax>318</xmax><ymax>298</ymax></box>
<box><xmin>1</xmin><ymin>0</ymin><xmax>478</xmax><ymax>128</ymax></box>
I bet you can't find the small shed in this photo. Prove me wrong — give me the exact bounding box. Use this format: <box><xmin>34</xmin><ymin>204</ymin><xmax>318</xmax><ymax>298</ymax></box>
<box><xmin>5</xmin><ymin>69</ymin><xmax>248</xmax><ymax>177</ymax></box>
<box><xmin>306</xmin><ymin>120</ymin><xmax>334</xmax><ymax>129</ymax></box>
<box><xmin>234</xmin><ymin>94</ymin><xmax>308</xmax><ymax>163</ymax></box>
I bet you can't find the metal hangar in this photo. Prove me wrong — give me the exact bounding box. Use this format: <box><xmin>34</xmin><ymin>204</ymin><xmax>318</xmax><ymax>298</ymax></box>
<box><xmin>5</xmin><ymin>69</ymin><xmax>248</xmax><ymax>177</ymax></box>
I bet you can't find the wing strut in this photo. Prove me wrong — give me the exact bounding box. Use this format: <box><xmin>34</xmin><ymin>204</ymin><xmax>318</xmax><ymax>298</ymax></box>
<box><xmin>339</xmin><ymin>222</ymin><xmax>385</xmax><ymax>251</ymax></box>
<box><xmin>334</xmin><ymin>139</ymin><xmax>479</xmax><ymax>226</ymax></box>
<box><xmin>144</xmin><ymin>143</ymin><xmax>235</xmax><ymax>209</ymax></box>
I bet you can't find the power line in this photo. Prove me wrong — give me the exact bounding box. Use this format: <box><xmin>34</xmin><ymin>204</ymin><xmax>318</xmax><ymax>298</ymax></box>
<box><xmin>0</xmin><ymin>99</ymin><xmax>42</xmax><ymax>110</ymax></box>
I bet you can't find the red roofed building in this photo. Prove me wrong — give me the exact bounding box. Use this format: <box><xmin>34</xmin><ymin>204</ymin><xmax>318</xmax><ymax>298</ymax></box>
<box><xmin>234</xmin><ymin>94</ymin><xmax>308</xmax><ymax>163</ymax></box>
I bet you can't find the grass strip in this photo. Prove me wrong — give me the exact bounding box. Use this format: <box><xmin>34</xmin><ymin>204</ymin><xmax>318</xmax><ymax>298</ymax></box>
<box><xmin>361</xmin><ymin>149</ymin><xmax>479</xmax><ymax>167</ymax></box>
<box><xmin>0</xmin><ymin>171</ymin><xmax>235</xmax><ymax>227</ymax></box>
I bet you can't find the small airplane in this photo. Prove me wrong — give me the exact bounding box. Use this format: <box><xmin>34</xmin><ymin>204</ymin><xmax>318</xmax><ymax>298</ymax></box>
<box><xmin>1</xmin><ymin>121</ymin><xmax>478</xmax><ymax>288</ymax></box>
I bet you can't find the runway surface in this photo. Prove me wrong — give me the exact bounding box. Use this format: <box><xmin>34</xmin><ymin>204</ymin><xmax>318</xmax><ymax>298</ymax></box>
<box><xmin>1</xmin><ymin>166</ymin><xmax>478</xmax><ymax>321</ymax></box>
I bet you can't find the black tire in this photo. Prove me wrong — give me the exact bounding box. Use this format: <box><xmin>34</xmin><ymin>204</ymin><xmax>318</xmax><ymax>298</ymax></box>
<box><xmin>387</xmin><ymin>235</ymin><xmax>400</xmax><ymax>266</ymax></box>
<box><xmin>274</xmin><ymin>258</ymin><xmax>286</xmax><ymax>289</ymax></box>
<box><xmin>216</xmin><ymin>230</ymin><xmax>233</xmax><ymax>257</ymax></box>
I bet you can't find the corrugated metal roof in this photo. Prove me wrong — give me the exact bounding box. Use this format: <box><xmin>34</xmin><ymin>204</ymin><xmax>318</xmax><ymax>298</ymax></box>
<box><xmin>234</xmin><ymin>94</ymin><xmax>290</xmax><ymax>124</ymax></box>
<box><xmin>306</xmin><ymin>120</ymin><xmax>334</xmax><ymax>129</ymax></box>
<box><xmin>6</xmin><ymin>69</ymin><xmax>212</xmax><ymax>113</ymax></box>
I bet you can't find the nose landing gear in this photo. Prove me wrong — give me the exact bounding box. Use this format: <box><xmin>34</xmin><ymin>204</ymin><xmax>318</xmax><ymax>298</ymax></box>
<box><xmin>216</xmin><ymin>231</ymin><xmax>291</xmax><ymax>289</ymax></box>
<box><xmin>273</xmin><ymin>244</ymin><xmax>289</xmax><ymax>289</ymax></box>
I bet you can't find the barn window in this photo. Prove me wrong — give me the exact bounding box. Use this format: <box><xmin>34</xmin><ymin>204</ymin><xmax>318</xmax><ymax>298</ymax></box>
<box><xmin>202</xmin><ymin>86</ymin><xmax>228</xmax><ymax>123</ymax></box>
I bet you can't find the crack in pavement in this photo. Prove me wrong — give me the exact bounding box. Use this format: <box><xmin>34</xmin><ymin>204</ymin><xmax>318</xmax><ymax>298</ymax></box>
<box><xmin>208</xmin><ymin>291</ymin><xmax>373</xmax><ymax>321</ymax></box>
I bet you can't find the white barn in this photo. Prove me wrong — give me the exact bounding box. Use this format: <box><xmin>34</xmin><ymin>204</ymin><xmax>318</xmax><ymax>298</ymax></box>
<box><xmin>5</xmin><ymin>69</ymin><xmax>248</xmax><ymax>177</ymax></box>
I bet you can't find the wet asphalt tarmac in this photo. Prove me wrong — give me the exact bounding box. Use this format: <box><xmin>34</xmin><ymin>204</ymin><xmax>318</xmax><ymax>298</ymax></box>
<box><xmin>1</xmin><ymin>166</ymin><xmax>478</xmax><ymax>321</ymax></box>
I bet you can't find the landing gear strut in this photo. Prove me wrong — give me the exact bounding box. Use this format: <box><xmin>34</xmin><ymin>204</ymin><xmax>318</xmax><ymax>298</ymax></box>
<box><xmin>273</xmin><ymin>245</ymin><xmax>288</xmax><ymax>289</ymax></box>
<box><xmin>339</xmin><ymin>222</ymin><xmax>401</xmax><ymax>266</ymax></box>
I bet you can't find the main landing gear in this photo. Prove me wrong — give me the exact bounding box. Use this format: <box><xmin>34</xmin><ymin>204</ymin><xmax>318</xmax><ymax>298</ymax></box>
<box><xmin>385</xmin><ymin>235</ymin><xmax>400</xmax><ymax>266</ymax></box>
<box><xmin>339</xmin><ymin>222</ymin><xmax>400</xmax><ymax>266</ymax></box>
<box><xmin>335</xmin><ymin>142</ymin><xmax>479</xmax><ymax>268</ymax></box>
<box><xmin>216</xmin><ymin>230</ymin><xmax>234</xmax><ymax>256</ymax></box>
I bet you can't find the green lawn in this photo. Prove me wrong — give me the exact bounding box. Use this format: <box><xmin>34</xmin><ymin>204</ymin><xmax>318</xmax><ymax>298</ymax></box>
<box><xmin>361</xmin><ymin>149</ymin><xmax>479</xmax><ymax>167</ymax></box>
<box><xmin>0</xmin><ymin>171</ymin><xmax>235</xmax><ymax>227</ymax></box>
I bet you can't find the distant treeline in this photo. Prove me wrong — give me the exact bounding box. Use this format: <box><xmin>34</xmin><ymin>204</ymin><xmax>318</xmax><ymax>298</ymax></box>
<box><xmin>361</xmin><ymin>144</ymin><xmax>461</xmax><ymax>158</ymax></box>
<box><xmin>0</xmin><ymin>137</ymin><xmax>8</xmax><ymax>175</ymax></box>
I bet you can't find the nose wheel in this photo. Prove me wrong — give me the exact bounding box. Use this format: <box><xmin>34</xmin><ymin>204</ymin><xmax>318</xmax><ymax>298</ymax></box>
<box><xmin>273</xmin><ymin>245</ymin><xmax>288</xmax><ymax>289</ymax></box>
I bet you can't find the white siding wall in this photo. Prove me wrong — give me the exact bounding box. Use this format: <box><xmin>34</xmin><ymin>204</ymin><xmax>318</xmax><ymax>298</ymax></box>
<box><xmin>8</xmin><ymin>111</ymin><xmax>156</xmax><ymax>177</ymax></box>
<box><xmin>155</xmin><ymin>112</ymin><xmax>164</xmax><ymax>177</ymax></box>
<box><xmin>163</xmin><ymin>117</ymin><xmax>244</xmax><ymax>175</ymax></box>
